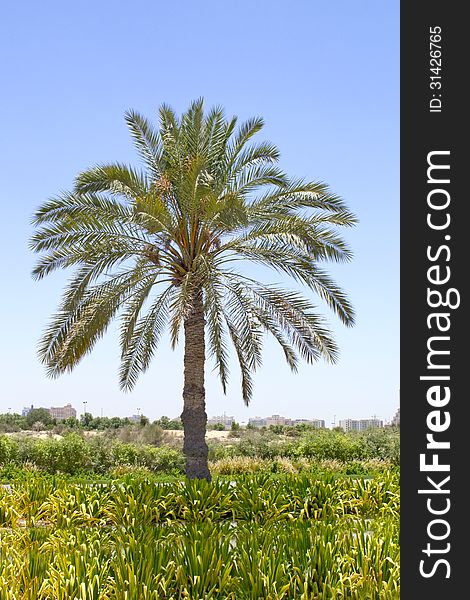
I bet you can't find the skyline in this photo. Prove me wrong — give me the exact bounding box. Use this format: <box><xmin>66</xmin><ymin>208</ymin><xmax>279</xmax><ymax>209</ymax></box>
<box><xmin>10</xmin><ymin>402</ymin><xmax>398</xmax><ymax>428</ymax></box>
<box><xmin>1</xmin><ymin>1</ymin><xmax>399</xmax><ymax>427</ymax></box>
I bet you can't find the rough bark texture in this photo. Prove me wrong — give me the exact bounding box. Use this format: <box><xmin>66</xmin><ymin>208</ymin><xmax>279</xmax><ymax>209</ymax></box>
<box><xmin>181</xmin><ymin>290</ymin><xmax>211</xmax><ymax>481</ymax></box>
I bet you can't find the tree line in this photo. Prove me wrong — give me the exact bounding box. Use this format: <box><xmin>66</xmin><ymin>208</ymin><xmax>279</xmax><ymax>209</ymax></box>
<box><xmin>0</xmin><ymin>411</ymin><xmax>183</xmax><ymax>432</ymax></box>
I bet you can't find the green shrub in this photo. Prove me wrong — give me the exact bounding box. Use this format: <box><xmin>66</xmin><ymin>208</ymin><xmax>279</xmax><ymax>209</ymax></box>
<box><xmin>0</xmin><ymin>435</ymin><xmax>18</xmax><ymax>465</ymax></box>
<box><xmin>1</xmin><ymin>426</ymin><xmax>400</xmax><ymax>478</ymax></box>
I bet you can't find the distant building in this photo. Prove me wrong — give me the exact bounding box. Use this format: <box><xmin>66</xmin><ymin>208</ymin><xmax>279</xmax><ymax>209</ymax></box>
<box><xmin>248</xmin><ymin>415</ymin><xmax>325</xmax><ymax>428</ymax></box>
<box><xmin>265</xmin><ymin>414</ymin><xmax>289</xmax><ymax>427</ymax></box>
<box><xmin>292</xmin><ymin>418</ymin><xmax>325</xmax><ymax>429</ymax></box>
<box><xmin>391</xmin><ymin>408</ymin><xmax>400</xmax><ymax>427</ymax></box>
<box><xmin>22</xmin><ymin>405</ymin><xmax>34</xmax><ymax>417</ymax></box>
<box><xmin>207</xmin><ymin>414</ymin><xmax>234</xmax><ymax>429</ymax></box>
<box><xmin>129</xmin><ymin>414</ymin><xmax>141</xmax><ymax>423</ymax></box>
<box><xmin>248</xmin><ymin>416</ymin><xmax>266</xmax><ymax>427</ymax></box>
<box><xmin>48</xmin><ymin>404</ymin><xmax>76</xmax><ymax>420</ymax></box>
<box><xmin>338</xmin><ymin>418</ymin><xmax>383</xmax><ymax>432</ymax></box>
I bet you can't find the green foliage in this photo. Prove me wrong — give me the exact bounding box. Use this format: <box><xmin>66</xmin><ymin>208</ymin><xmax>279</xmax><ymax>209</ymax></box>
<box><xmin>154</xmin><ymin>415</ymin><xmax>183</xmax><ymax>430</ymax></box>
<box><xmin>0</xmin><ymin>412</ymin><xmax>28</xmax><ymax>433</ymax></box>
<box><xmin>0</xmin><ymin>435</ymin><xmax>18</xmax><ymax>464</ymax></box>
<box><xmin>30</xmin><ymin>99</ymin><xmax>356</xmax><ymax>406</ymax></box>
<box><xmin>25</xmin><ymin>408</ymin><xmax>53</xmax><ymax>429</ymax></box>
<box><xmin>295</xmin><ymin>429</ymin><xmax>366</xmax><ymax>461</ymax></box>
<box><xmin>0</xmin><ymin>473</ymin><xmax>399</xmax><ymax>598</ymax></box>
<box><xmin>79</xmin><ymin>412</ymin><xmax>94</xmax><ymax>427</ymax></box>
<box><xmin>114</xmin><ymin>422</ymin><xmax>164</xmax><ymax>446</ymax></box>
<box><xmin>0</xmin><ymin>434</ymin><xmax>184</xmax><ymax>476</ymax></box>
<box><xmin>207</xmin><ymin>422</ymin><xmax>225</xmax><ymax>431</ymax></box>
<box><xmin>1</xmin><ymin>427</ymin><xmax>400</xmax><ymax>478</ymax></box>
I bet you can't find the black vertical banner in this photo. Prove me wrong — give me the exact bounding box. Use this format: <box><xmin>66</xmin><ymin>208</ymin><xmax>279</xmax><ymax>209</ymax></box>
<box><xmin>401</xmin><ymin>3</ymin><xmax>466</xmax><ymax>598</ymax></box>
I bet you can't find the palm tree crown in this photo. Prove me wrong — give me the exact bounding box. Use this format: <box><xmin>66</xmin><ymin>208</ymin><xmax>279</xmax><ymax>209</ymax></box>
<box><xmin>31</xmin><ymin>99</ymin><xmax>356</xmax><ymax>478</ymax></box>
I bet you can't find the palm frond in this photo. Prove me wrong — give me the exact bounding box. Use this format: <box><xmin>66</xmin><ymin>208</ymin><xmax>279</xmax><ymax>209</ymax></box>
<box><xmin>203</xmin><ymin>277</ymin><xmax>230</xmax><ymax>393</ymax></box>
<box><xmin>225</xmin><ymin>317</ymin><xmax>254</xmax><ymax>406</ymax></box>
<box><xmin>119</xmin><ymin>286</ymin><xmax>174</xmax><ymax>390</ymax></box>
<box><xmin>225</xmin><ymin>276</ymin><xmax>339</xmax><ymax>365</ymax></box>
<box><xmin>75</xmin><ymin>163</ymin><xmax>149</xmax><ymax>198</ymax></box>
<box><xmin>119</xmin><ymin>273</ymin><xmax>160</xmax><ymax>354</ymax></box>
<box><xmin>225</xmin><ymin>281</ymin><xmax>292</xmax><ymax>371</ymax></box>
<box><xmin>39</xmin><ymin>268</ymin><xmax>150</xmax><ymax>376</ymax></box>
<box><xmin>225</xmin><ymin>117</ymin><xmax>265</xmax><ymax>171</ymax></box>
<box><xmin>31</xmin><ymin>192</ymin><xmax>133</xmax><ymax>227</ymax></box>
<box><xmin>251</xmin><ymin>284</ymin><xmax>339</xmax><ymax>364</ymax></box>
<box><xmin>225</xmin><ymin>242</ymin><xmax>354</xmax><ymax>325</ymax></box>
<box><xmin>252</xmin><ymin>180</ymin><xmax>352</xmax><ymax>214</ymax></box>
<box><xmin>125</xmin><ymin>110</ymin><xmax>163</xmax><ymax>176</ymax></box>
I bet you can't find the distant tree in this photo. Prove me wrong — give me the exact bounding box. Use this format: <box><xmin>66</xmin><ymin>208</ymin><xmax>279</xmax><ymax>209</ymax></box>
<box><xmin>63</xmin><ymin>416</ymin><xmax>79</xmax><ymax>428</ymax></box>
<box><xmin>157</xmin><ymin>416</ymin><xmax>171</xmax><ymax>429</ymax></box>
<box><xmin>110</xmin><ymin>417</ymin><xmax>123</xmax><ymax>429</ymax></box>
<box><xmin>80</xmin><ymin>412</ymin><xmax>94</xmax><ymax>428</ymax></box>
<box><xmin>139</xmin><ymin>422</ymin><xmax>164</xmax><ymax>446</ymax></box>
<box><xmin>0</xmin><ymin>413</ymin><xmax>27</xmax><ymax>432</ymax></box>
<box><xmin>285</xmin><ymin>426</ymin><xmax>300</xmax><ymax>437</ymax></box>
<box><xmin>25</xmin><ymin>408</ymin><xmax>52</xmax><ymax>429</ymax></box>
<box><xmin>140</xmin><ymin>415</ymin><xmax>150</xmax><ymax>427</ymax></box>
<box><xmin>208</xmin><ymin>422</ymin><xmax>225</xmax><ymax>431</ymax></box>
<box><xmin>87</xmin><ymin>416</ymin><xmax>101</xmax><ymax>429</ymax></box>
<box><xmin>155</xmin><ymin>416</ymin><xmax>183</xmax><ymax>430</ymax></box>
<box><xmin>96</xmin><ymin>416</ymin><xmax>111</xmax><ymax>429</ymax></box>
<box><xmin>228</xmin><ymin>420</ymin><xmax>241</xmax><ymax>438</ymax></box>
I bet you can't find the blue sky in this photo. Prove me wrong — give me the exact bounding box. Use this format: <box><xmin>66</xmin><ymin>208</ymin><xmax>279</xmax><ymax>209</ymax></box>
<box><xmin>1</xmin><ymin>1</ymin><xmax>399</xmax><ymax>425</ymax></box>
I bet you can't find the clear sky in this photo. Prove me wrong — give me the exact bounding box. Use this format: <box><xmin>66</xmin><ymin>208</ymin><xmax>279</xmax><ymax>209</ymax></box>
<box><xmin>1</xmin><ymin>1</ymin><xmax>399</xmax><ymax>426</ymax></box>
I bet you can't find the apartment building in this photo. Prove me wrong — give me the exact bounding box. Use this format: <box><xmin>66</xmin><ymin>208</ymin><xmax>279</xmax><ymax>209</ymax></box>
<box><xmin>48</xmin><ymin>403</ymin><xmax>77</xmax><ymax>420</ymax></box>
<box><xmin>207</xmin><ymin>414</ymin><xmax>235</xmax><ymax>429</ymax></box>
<box><xmin>338</xmin><ymin>418</ymin><xmax>383</xmax><ymax>432</ymax></box>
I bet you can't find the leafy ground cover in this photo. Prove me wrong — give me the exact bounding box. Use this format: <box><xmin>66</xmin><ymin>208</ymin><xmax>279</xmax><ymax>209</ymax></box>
<box><xmin>0</xmin><ymin>472</ymin><xmax>399</xmax><ymax>599</ymax></box>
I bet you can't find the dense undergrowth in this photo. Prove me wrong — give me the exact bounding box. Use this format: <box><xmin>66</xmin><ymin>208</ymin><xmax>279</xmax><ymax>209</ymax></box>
<box><xmin>0</xmin><ymin>472</ymin><xmax>400</xmax><ymax>599</ymax></box>
<box><xmin>0</xmin><ymin>427</ymin><xmax>399</xmax><ymax>479</ymax></box>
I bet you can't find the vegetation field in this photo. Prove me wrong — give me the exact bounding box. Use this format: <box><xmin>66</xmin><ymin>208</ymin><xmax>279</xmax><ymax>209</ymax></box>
<box><xmin>0</xmin><ymin>426</ymin><xmax>400</xmax><ymax>479</ymax></box>
<box><xmin>0</xmin><ymin>472</ymin><xmax>399</xmax><ymax>599</ymax></box>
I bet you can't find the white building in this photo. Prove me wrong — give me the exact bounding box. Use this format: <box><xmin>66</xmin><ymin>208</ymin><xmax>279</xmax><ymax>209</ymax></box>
<box><xmin>248</xmin><ymin>415</ymin><xmax>326</xmax><ymax>428</ymax></box>
<box><xmin>248</xmin><ymin>416</ymin><xmax>266</xmax><ymax>427</ymax></box>
<box><xmin>207</xmin><ymin>414</ymin><xmax>234</xmax><ymax>429</ymax></box>
<box><xmin>265</xmin><ymin>414</ymin><xmax>289</xmax><ymax>427</ymax></box>
<box><xmin>292</xmin><ymin>418</ymin><xmax>325</xmax><ymax>429</ymax></box>
<box><xmin>339</xmin><ymin>418</ymin><xmax>383</xmax><ymax>432</ymax></box>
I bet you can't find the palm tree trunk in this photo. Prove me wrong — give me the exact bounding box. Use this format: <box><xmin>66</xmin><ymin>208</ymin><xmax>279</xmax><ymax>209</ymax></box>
<box><xmin>181</xmin><ymin>290</ymin><xmax>211</xmax><ymax>481</ymax></box>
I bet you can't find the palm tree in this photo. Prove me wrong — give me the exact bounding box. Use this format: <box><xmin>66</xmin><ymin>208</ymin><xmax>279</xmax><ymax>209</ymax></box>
<box><xmin>31</xmin><ymin>99</ymin><xmax>356</xmax><ymax>480</ymax></box>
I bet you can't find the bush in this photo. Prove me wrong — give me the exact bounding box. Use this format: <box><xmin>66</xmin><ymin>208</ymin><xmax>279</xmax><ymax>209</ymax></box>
<box><xmin>0</xmin><ymin>435</ymin><xmax>18</xmax><ymax>464</ymax></box>
<box><xmin>210</xmin><ymin>456</ymin><xmax>271</xmax><ymax>475</ymax></box>
<box><xmin>208</xmin><ymin>422</ymin><xmax>225</xmax><ymax>431</ymax></box>
<box><xmin>0</xmin><ymin>426</ymin><xmax>400</xmax><ymax>478</ymax></box>
<box><xmin>361</xmin><ymin>429</ymin><xmax>400</xmax><ymax>464</ymax></box>
<box><xmin>295</xmin><ymin>430</ymin><xmax>366</xmax><ymax>461</ymax></box>
<box><xmin>25</xmin><ymin>408</ymin><xmax>52</xmax><ymax>429</ymax></box>
<box><xmin>207</xmin><ymin>442</ymin><xmax>236</xmax><ymax>461</ymax></box>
